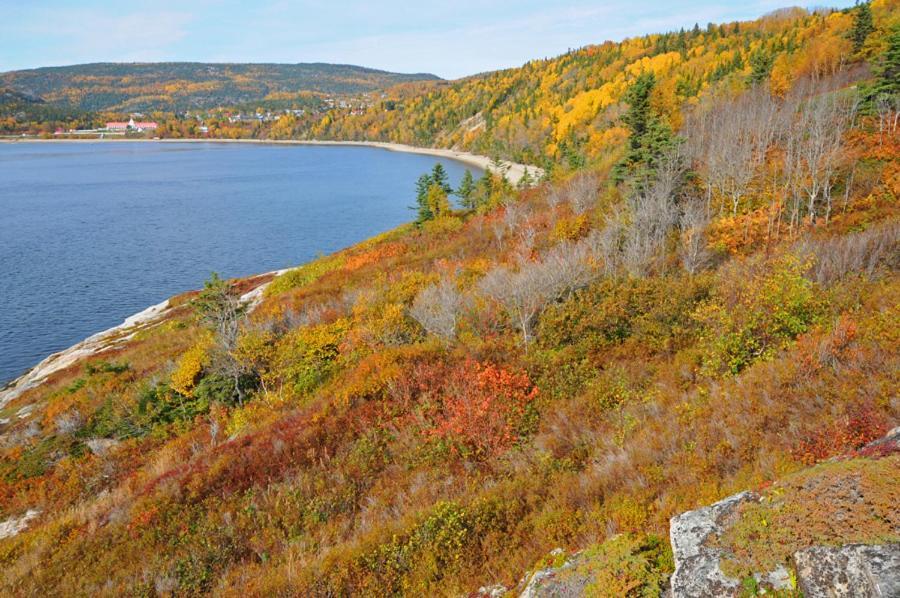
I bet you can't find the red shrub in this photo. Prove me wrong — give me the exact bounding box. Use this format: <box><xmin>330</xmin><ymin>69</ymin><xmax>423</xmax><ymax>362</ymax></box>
<box><xmin>429</xmin><ymin>360</ymin><xmax>539</xmax><ymax>457</ymax></box>
<box><xmin>793</xmin><ymin>403</ymin><xmax>889</xmax><ymax>465</ymax></box>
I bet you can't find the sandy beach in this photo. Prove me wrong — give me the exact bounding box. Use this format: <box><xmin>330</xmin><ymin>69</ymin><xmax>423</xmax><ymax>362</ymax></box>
<box><xmin>1</xmin><ymin>137</ymin><xmax>543</xmax><ymax>186</ymax></box>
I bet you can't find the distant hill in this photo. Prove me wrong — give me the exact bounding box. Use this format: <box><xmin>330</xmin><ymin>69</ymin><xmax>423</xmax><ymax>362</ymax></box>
<box><xmin>0</xmin><ymin>62</ymin><xmax>441</xmax><ymax>112</ymax></box>
<box><xmin>0</xmin><ymin>87</ymin><xmax>44</xmax><ymax>106</ymax></box>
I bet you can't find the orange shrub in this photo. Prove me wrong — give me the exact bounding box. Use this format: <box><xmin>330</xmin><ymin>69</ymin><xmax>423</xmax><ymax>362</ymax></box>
<box><xmin>429</xmin><ymin>360</ymin><xmax>539</xmax><ymax>457</ymax></box>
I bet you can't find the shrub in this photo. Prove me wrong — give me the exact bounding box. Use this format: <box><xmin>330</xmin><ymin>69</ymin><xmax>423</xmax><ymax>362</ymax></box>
<box><xmin>695</xmin><ymin>255</ymin><xmax>821</xmax><ymax>376</ymax></box>
<box><xmin>170</xmin><ymin>342</ymin><xmax>209</xmax><ymax>397</ymax></box>
<box><xmin>553</xmin><ymin>213</ymin><xmax>591</xmax><ymax>241</ymax></box>
<box><xmin>429</xmin><ymin>360</ymin><xmax>539</xmax><ymax>457</ymax></box>
<box><xmin>576</xmin><ymin>534</ymin><xmax>672</xmax><ymax>598</ymax></box>
<box><xmin>271</xmin><ymin>318</ymin><xmax>349</xmax><ymax>397</ymax></box>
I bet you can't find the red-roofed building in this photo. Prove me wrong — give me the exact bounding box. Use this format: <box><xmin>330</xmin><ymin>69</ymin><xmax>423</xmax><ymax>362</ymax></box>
<box><xmin>105</xmin><ymin>118</ymin><xmax>158</xmax><ymax>132</ymax></box>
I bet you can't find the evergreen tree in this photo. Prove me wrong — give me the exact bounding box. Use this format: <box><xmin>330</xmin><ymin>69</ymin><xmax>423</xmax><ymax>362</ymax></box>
<box><xmin>873</xmin><ymin>25</ymin><xmax>900</xmax><ymax>98</ymax></box>
<box><xmin>613</xmin><ymin>72</ymin><xmax>677</xmax><ymax>186</ymax></box>
<box><xmin>621</xmin><ymin>72</ymin><xmax>656</xmax><ymax>144</ymax></box>
<box><xmin>430</xmin><ymin>163</ymin><xmax>453</xmax><ymax>195</ymax></box>
<box><xmin>749</xmin><ymin>48</ymin><xmax>774</xmax><ymax>85</ymax></box>
<box><xmin>414</xmin><ymin>173</ymin><xmax>434</xmax><ymax>223</ymax></box>
<box><xmin>473</xmin><ymin>171</ymin><xmax>496</xmax><ymax>210</ymax></box>
<box><xmin>456</xmin><ymin>170</ymin><xmax>476</xmax><ymax>209</ymax></box>
<box><xmin>851</xmin><ymin>2</ymin><xmax>874</xmax><ymax>54</ymax></box>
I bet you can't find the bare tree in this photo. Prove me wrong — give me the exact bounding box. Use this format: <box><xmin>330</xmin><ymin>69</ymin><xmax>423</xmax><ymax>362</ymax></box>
<box><xmin>874</xmin><ymin>94</ymin><xmax>900</xmax><ymax>144</ymax></box>
<box><xmin>479</xmin><ymin>239</ymin><xmax>597</xmax><ymax>346</ymax></box>
<box><xmin>585</xmin><ymin>217</ymin><xmax>625</xmax><ymax>275</ymax></box>
<box><xmin>490</xmin><ymin>199</ymin><xmax>530</xmax><ymax>249</ymax></box>
<box><xmin>409</xmin><ymin>279</ymin><xmax>468</xmax><ymax>341</ymax></box>
<box><xmin>566</xmin><ymin>171</ymin><xmax>601</xmax><ymax>215</ymax></box>
<box><xmin>689</xmin><ymin>86</ymin><xmax>781</xmax><ymax>216</ymax></box>
<box><xmin>621</xmin><ymin>149</ymin><xmax>684</xmax><ymax>276</ymax></box>
<box><xmin>792</xmin><ymin>86</ymin><xmax>859</xmax><ymax>225</ymax></box>
<box><xmin>545</xmin><ymin>172</ymin><xmax>600</xmax><ymax>215</ymax></box>
<box><xmin>796</xmin><ymin>221</ymin><xmax>900</xmax><ymax>286</ymax></box>
<box><xmin>193</xmin><ymin>273</ymin><xmax>250</xmax><ymax>404</ymax></box>
<box><xmin>679</xmin><ymin>198</ymin><xmax>711</xmax><ymax>274</ymax></box>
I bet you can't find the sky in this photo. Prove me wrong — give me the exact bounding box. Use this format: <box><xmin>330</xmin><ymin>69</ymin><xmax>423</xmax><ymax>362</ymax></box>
<box><xmin>1</xmin><ymin>1</ymin><xmax>858</xmax><ymax>79</ymax></box>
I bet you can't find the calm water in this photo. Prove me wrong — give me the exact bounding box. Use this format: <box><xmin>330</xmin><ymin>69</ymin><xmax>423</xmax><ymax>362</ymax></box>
<box><xmin>0</xmin><ymin>141</ymin><xmax>476</xmax><ymax>385</ymax></box>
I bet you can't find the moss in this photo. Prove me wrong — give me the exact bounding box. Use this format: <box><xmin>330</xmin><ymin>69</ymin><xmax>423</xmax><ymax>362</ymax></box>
<box><xmin>717</xmin><ymin>455</ymin><xmax>900</xmax><ymax>578</ymax></box>
<box><xmin>554</xmin><ymin>534</ymin><xmax>672</xmax><ymax>598</ymax></box>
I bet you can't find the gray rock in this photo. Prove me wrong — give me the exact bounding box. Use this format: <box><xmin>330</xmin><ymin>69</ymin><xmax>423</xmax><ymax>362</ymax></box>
<box><xmin>474</xmin><ymin>583</ymin><xmax>508</xmax><ymax>597</ymax></box>
<box><xmin>793</xmin><ymin>544</ymin><xmax>900</xmax><ymax>598</ymax></box>
<box><xmin>0</xmin><ymin>509</ymin><xmax>40</xmax><ymax>540</ymax></box>
<box><xmin>668</xmin><ymin>491</ymin><xmax>756</xmax><ymax>597</ymax></box>
<box><xmin>516</xmin><ymin>549</ymin><xmax>591</xmax><ymax>598</ymax></box>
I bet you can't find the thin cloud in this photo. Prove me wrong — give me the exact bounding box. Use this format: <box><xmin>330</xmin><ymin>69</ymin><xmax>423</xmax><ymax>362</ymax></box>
<box><xmin>19</xmin><ymin>9</ymin><xmax>193</xmax><ymax>65</ymax></box>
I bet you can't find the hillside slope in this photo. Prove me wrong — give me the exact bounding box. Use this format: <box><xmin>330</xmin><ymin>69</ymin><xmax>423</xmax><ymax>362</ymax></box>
<box><xmin>1</xmin><ymin>2</ymin><xmax>898</xmax><ymax>596</ymax></box>
<box><xmin>314</xmin><ymin>1</ymin><xmax>898</xmax><ymax>168</ymax></box>
<box><xmin>0</xmin><ymin>62</ymin><xmax>440</xmax><ymax>112</ymax></box>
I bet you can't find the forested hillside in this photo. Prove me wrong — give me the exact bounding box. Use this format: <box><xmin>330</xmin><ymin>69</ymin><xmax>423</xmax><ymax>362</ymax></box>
<box><xmin>1</xmin><ymin>2</ymin><xmax>898</xmax><ymax>596</ymax></box>
<box><xmin>0</xmin><ymin>62</ymin><xmax>440</xmax><ymax>112</ymax></box>
<box><xmin>314</xmin><ymin>1</ymin><xmax>897</xmax><ymax>170</ymax></box>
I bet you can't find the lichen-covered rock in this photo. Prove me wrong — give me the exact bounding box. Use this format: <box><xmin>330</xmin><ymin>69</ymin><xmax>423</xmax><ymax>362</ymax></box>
<box><xmin>793</xmin><ymin>544</ymin><xmax>900</xmax><ymax>598</ymax></box>
<box><xmin>470</xmin><ymin>583</ymin><xmax>508</xmax><ymax>597</ymax></box>
<box><xmin>668</xmin><ymin>426</ymin><xmax>899</xmax><ymax>597</ymax></box>
<box><xmin>668</xmin><ymin>491</ymin><xmax>791</xmax><ymax>597</ymax></box>
<box><xmin>491</xmin><ymin>535</ymin><xmax>670</xmax><ymax>597</ymax></box>
<box><xmin>518</xmin><ymin>548</ymin><xmax>582</xmax><ymax>598</ymax></box>
<box><xmin>0</xmin><ymin>509</ymin><xmax>40</xmax><ymax>540</ymax></box>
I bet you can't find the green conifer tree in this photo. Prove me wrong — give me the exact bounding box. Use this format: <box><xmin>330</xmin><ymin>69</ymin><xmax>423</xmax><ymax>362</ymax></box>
<box><xmin>430</xmin><ymin>163</ymin><xmax>453</xmax><ymax>194</ymax></box>
<box><xmin>851</xmin><ymin>2</ymin><xmax>874</xmax><ymax>54</ymax></box>
<box><xmin>749</xmin><ymin>48</ymin><xmax>774</xmax><ymax>85</ymax></box>
<box><xmin>613</xmin><ymin>72</ymin><xmax>676</xmax><ymax>186</ymax></box>
<box><xmin>456</xmin><ymin>170</ymin><xmax>477</xmax><ymax>209</ymax></box>
<box><xmin>873</xmin><ymin>25</ymin><xmax>900</xmax><ymax>98</ymax></box>
<box><xmin>414</xmin><ymin>173</ymin><xmax>434</xmax><ymax>223</ymax></box>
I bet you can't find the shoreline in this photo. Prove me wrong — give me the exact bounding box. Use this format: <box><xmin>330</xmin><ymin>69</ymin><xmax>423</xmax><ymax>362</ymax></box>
<box><xmin>1</xmin><ymin>137</ymin><xmax>543</xmax><ymax>186</ymax></box>
<box><xmin>0</xmin><ymin>271</ymin><xmax>285</xmax><ymax>411</ymax></box>
<box><xmin>0</xmin><ymin>139</ymin><xmax>541</xmax><ymax>405</ymax></box>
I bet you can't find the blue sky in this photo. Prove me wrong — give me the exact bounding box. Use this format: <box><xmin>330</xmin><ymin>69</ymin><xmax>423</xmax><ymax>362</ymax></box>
<box><xmin>1</xmin><ymin>1</ymin><xmax>857</xmax><ymax>78</ymax></box>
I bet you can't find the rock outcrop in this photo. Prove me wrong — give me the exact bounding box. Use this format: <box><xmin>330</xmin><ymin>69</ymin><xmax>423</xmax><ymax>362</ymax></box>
<box><xmin>0</xmin><ymin>509</ymin><xmax>40</xmax><ymax>540</ymax></box>
<box><xmin>668</xmin><ymin>427</ymin><xmax>900</xmax><ymax>597</ymax></box>
<box><xmin>668</xmin><ymin>492</ymin><xmax>791</xmax><ymax>597</ymax></box>
<box><xmin>793</xmin><ymin>544</ymin><xmax>900</xmax><ymax>598</ymax></box>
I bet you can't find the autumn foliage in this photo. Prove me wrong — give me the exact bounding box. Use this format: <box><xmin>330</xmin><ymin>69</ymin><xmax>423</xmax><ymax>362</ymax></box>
<box><xmin>428</xmin><ymin>360</ymin><xmax>539</xmax><ymax>456</ymax></box>
<box><xmin>1</xmin><ymin>3</ymin><xmax>899</xmax><ymax>596</ymax></box>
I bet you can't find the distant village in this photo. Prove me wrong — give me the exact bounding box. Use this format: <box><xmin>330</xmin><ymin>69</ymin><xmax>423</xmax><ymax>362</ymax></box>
<box><xmin>49</xmin><ymin>92</ymin><xmax>381</xmax><ymax>138</ymax></box>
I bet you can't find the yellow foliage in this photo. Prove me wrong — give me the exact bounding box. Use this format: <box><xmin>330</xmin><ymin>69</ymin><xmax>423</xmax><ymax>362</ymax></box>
<box><xmin>170</xmin><ymin>341</ymin><xmax>210</xmax><ymax>397</ymax></box>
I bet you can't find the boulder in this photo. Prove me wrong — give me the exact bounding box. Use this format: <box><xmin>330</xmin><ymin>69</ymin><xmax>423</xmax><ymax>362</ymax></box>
<box><xmin>0</xmin><ymin>509</ymin><xmax>40</xmax><ymax>540</ymax></box>
<box><xmin>669</xmin><ymin>491</ymin><xmax>775</xmax><ymax>597</ymax></box>
<box><xmin>793</xmin><ymin>544</ymin><xmax>900</xmax><ymax>598</ymax></box>
<box><xmin>669</xmin><ymin>426</ymin><xmax>899</xmax><ymax>597</ymax></box>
